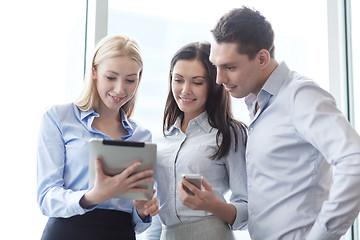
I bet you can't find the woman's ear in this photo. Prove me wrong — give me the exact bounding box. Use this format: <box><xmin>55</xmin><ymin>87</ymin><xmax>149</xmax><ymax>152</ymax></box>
<box><xmin>257</xmin><ymin>49</ymin><xmax>271</xmax><ymax>68</ymax></box>
<box><xmin>92</xmin><ymin>67</ymin><xmax>97</xmax><ymax>80</ymax></box>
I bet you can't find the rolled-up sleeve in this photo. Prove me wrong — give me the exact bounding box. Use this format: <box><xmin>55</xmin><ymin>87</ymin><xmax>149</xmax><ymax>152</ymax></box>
<box><xmin>132</xmin><ymin>205</ymin><xmax>152</xmax><ymax>234</ymax></box>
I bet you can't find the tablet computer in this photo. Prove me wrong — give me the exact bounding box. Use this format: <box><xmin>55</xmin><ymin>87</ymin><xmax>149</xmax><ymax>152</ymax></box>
<box><xmin>88</xmin><ymin>138</ymin><xmax>157</xmax><ymax>200</ymax></box>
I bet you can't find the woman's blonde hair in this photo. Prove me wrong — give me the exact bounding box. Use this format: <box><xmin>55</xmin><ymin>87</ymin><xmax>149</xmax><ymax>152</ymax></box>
<box><xmin>75</xmin><ymin>35</ymin><xmax>143</xmax><ymax>118</ymax></box>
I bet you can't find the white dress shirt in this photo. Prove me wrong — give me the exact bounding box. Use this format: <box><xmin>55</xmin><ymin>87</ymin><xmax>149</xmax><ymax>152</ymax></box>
<box><xmin>245</xmin><ymin>62</ymin><xmax>360</xmax><ymax>240</ymax></box>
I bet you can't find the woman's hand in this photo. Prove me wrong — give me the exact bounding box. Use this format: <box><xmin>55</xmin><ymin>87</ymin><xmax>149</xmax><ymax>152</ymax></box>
<box><xmin>179</xmin><ymin>177</ymin><xmax>237</xmax><ymax>225</ymax></box>
<box><xmin>179</xmin><ymin>177</ymin><xmax>218</xmax><ymax>212</ymax></box>
<box><xmin>80</xmin><ymin>159</ymin><xmax>153</xmax><ymax>208</ymax></box>
<box><xmin>133</xmin><ymin>189</ymin><xmax>159</xmax><ymax>221</ymax></box>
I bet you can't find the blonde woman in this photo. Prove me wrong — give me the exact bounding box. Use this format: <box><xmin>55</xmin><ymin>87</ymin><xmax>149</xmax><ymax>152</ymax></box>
<box><xmin>37</xmin><ymin>35</ymin><xmax>158</xmax><ymax>240</ymax></box>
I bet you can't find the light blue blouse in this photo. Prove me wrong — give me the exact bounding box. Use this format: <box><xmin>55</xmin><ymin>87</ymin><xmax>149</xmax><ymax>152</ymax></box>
<box><xmin>36</xmin><ymin>103</ymin><xmax>152</xmax><ymax>233</ymax></box>
<box><xmin>152</xmin><ymin>112</ymin><xmax>248</xmax><ymax>232</ymax></box>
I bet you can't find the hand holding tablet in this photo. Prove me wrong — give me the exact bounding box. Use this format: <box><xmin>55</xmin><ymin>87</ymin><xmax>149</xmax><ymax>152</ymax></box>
<box><xmin>88</xmin><ymin>138</ymin><xmax>157</xmax><ymax>200</ymax></box>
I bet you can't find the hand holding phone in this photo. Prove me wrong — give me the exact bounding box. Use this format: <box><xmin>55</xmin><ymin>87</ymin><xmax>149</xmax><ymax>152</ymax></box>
<box><xmin>182</xmin><ymin>174</ymin><xmax>202</xmax><ymax>195</ymax></box>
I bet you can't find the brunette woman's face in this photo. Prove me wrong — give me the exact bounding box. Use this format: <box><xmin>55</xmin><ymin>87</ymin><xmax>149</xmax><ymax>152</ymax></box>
<box><xmin>94</xmin><ymin>56</ymin><xmax>141</xmax><ymax>113</ymax></box>
<box><xmin>171</xmin><ymin>59</ymin><xmax>209</xmax><ymax>120</ymax></box>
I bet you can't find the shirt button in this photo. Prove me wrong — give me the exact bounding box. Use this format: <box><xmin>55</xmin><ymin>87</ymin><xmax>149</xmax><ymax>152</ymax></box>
<box><xmin>197</xmin><ymin>129</ymin><xmax>201</xmax><ymax>133</ymax></box>
<box><xmin>191</xmin><ymin>122</ymin><xmax>195</xmax><ymax>125</ymax></box>
<box><xmin>249</xmin><ymin>127</ymin><xmax>254</xmax><ymax>132</ymax></box>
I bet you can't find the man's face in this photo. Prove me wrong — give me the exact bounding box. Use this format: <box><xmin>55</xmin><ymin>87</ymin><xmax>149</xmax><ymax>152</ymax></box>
<box><xmin>209</xmin><ymin>41</ymin><xmax>263</xmax><ymax>98</ymax></box>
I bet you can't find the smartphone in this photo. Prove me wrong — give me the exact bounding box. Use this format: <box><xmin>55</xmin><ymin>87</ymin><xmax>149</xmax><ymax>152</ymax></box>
<box><xmin>182</xmin><ymin>173</ymin><xmax>202</xmax><ymax>195</ymax></box>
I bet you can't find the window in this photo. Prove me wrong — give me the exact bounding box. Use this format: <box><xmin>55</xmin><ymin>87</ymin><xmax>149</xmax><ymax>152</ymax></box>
<box><xmin>351</xmin><ymin>0</ymin><xmax>360</xmax><ymax>131</ymax></box>
<box><xmin>3</xmin><ymin>0</ymin><xmax>354</xmax><ymax>239</ymax></box>
<box><xmin>350</xmin><ymin>0</ymin><xmax>360</xmax><ymax>238</ymax></box>
<box><xmin>108</xmin><ymin>0</ymin><xmax>329</xmax><ymax>136</ymax></box>
<box><xmin>107</xmin><ymin>1</ymin><xmax>329</xmax><ymax>239</ymax></box>
<box><xmin>0</xmin><ymin>1</ymin><xmax>87</xmax><ymax>239</ymax></box>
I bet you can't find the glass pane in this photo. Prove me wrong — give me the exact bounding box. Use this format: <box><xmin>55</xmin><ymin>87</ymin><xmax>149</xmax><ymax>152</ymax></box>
<box><xmin>108</xmin><ymin>0</ymin><xmax>328</xmax><ymax>135</ymax></box>
<box><xmin>351</xmin><ymin>0</ymin><xmax>360</xmax><ymax>237</ymax></box>
<box><xmin>352</xmin><ymin>0</ymin><xmax>360</xmax><ymax>131</ymax></box>
<box><xmin>0</xmin><ymin>1</ymin><xmax>86</xmax><ymax>239</ymax></box>
<box><xmin>108</xmin><ymin>1</ymin><xmax>328</xmax><ymax>239</ymax></box>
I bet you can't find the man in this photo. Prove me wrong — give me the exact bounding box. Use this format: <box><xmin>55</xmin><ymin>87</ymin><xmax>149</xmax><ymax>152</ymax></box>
<box><xmin>209</xmin><ymin>7</ymin><xmax>360</xmax><ymax>240</ymax></box>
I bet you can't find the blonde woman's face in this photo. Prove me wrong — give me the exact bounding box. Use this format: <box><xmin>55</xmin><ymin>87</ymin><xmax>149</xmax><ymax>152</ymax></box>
<box><xmin>94</xmin><ymin>56</ymin><xmax>141</xmax><ymax>113</ymax></box>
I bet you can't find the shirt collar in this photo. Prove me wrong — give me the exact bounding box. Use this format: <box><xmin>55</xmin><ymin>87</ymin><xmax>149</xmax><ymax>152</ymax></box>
<box><xmin>245</xmin><ymin>93</ymin><xmax>257</xmax><ymax>106</ymax></box>
<box><xmin>79</xmin><ymin>108</ymin><xmax>99</xmax><ymax>120</ymax></box>
<box><xmin>166</xmin><ymin>111</ymin><xmax>212</xmax><ymax>135</ymax></box>
<box><xmin>78</xmin><ymin>106</ymin><xmax>133</xmax><ymax>136</ymax></box>
<box><xmin>262</xmin><ymin>61</ymin><xmax>290</xmax><ymax>97</ymax></box>
<box><xmin>120</xmin><ymin>108</ymin><xmax>134</xmax><ymax>136</ymax></box>
<box><xmin>245</xmin><ymin>61</ymin><xmax>290</xmax><ymax>105</ymax></box>
<box><xmin>194</xmin><ymin>111</ymin><xmax>212</xmax><ymax>133</ymax></box>
<box><xmin>164</xmin><ymin>116</ymin><xmax>182</xmax><ymax>135</ymax></box>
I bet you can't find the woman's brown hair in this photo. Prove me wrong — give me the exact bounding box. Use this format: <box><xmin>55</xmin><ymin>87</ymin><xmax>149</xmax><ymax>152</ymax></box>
<box><xmin>163</xmin><ymin>42</ymin><xmax>247</xmax><ymax>159</ymax></box>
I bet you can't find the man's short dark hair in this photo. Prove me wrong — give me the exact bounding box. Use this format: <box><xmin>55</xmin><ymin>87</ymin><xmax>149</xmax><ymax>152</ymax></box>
<box><xmin>211</xmin><ymin>7</ymin><xmax>275</xmax><ymax>59</ymax></box>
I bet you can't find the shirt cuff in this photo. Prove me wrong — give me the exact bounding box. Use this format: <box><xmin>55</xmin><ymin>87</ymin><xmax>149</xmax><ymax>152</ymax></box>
<box><xmin>132</xmin><ymin>205</ymin><xmax>152</xmax><ymax>234</ymax></box>
<box><xmin>230</xmin><ymin>202</ymin><xmax>248</xmax><ymax>230</ymax></box>
<box><xmin>306</xmin><ymin>220</ymin><xmax>342</xmax><ymax>240</ymax></box>
<box><xmin>76</xmin><ymin>190</ymin><xmax>97</xmax><ymax>214</ymax></box>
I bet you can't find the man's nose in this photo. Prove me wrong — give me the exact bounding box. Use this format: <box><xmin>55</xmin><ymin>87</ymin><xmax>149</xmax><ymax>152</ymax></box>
<box><xmin>216</xmin><ymin>68</ymin><xmax>228</xmax><ymax>85</ymax></box>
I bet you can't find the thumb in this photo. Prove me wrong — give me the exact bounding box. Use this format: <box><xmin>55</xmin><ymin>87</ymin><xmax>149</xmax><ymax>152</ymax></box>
<box><xmin>150</xmin><ymin>188</ymin><xmax>156</xmax><ymax>199</ymax></box>
<box><xmin>201</xmin><ymin>177</ymin><xmax>212</xmax><ymax>191</ymax></box>
<box><xmin>95</xmin><ymin>158</ymin><xmax>105</xmax><ymax>178</ymax></box>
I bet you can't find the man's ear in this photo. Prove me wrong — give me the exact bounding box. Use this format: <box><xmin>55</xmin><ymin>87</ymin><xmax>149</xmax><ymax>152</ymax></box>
<box><xmin>257</xmin><ymin>49</ymin><xmax>271</xmax><ymax>68</ymax></box>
